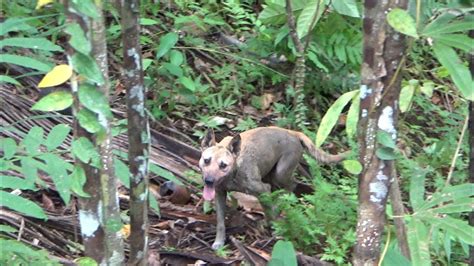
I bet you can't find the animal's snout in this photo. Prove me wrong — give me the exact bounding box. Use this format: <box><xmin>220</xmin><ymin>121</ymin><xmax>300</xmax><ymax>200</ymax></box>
<box><xmin>204</xmin><ymin>176</ymin><xmax>214</xmax><ymax>186</ymax></box>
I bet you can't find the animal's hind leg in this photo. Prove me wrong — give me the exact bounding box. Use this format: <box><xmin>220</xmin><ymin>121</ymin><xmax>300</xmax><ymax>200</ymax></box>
<box><xmin>271</xmin><ymin>151</ymin><xmax>302</xmax><ymax>191</ymax></box>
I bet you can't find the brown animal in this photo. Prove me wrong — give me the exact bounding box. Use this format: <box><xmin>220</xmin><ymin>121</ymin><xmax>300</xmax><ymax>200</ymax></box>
<box><xmin>199</xmin><ymin>127</ymin><xmax>349</xmax><ymax>249</ymax></box>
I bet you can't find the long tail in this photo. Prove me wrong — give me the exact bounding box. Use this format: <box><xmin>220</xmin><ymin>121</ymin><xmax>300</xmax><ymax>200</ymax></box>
<box><xmin>293</xmin><ymin>131</ymin><xmax>350</xmax><ymax>164</ymax></box>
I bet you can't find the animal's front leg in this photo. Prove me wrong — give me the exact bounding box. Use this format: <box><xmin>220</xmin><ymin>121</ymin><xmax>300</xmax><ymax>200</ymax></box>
<box><xmin>212</xmin><ymin>190</ymin><xmax>227</xmax><ymax>250</ymax></box>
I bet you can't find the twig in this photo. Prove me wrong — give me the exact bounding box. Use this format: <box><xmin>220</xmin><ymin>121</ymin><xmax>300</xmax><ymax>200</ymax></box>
<box><xmin>445</xmin><ymin>113</ymin><xmax>469</xmax><ymax>186</ymax></box>
<box><xmin>378</xmin><ymin>226</ymin><xmax>391</xmax><ymax>266</ymax></box>
<box><xmin>389</xmin><ymin>167</ymin><xmax>411</xmax><ymax>259</ymax></box>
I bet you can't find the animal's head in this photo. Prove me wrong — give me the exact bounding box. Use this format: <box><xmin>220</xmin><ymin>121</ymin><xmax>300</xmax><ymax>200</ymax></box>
<box><xmin>199</xmin><ymin>129</ymin><xmax>241</xmax><ymax>200</ymax></box>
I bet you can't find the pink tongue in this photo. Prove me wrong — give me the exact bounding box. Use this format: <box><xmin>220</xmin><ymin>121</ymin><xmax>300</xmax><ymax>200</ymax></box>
<box><xmin>203</xmin><ymin>185</ymin><xmax>215</xmax><ymax>201</ymax></box>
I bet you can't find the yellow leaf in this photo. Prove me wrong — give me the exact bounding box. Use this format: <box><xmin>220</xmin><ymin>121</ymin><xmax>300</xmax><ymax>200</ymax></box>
<box><xmin>38</xmin><ymin>64</ymin><xmax>73</xmax><ymax>88</ymax></box>
<box><xmin>121</xmin><ymin>224</ymin><xmax>131</xmax><ymax>239</ymax></box>
<box><xmin>36</xmin><ymin>0</ymin><xmax>54</xmax><ymax>9</ymax></box>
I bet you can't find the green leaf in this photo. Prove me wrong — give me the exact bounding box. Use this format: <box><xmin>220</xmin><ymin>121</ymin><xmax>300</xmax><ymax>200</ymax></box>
<box><xmin>20</xmin><ymin>157</ymin><xmax>38</xmax><ymax>184</ymax></box>
<box><xmin>77</xmin><ymin>109</ymin><xmax>102</xmax><ymax>134</ymax></box>
<box><xmin>71</xmin><ymin>0</ymin><xmax>99</xmax><ymax>18</ymax></box>
<box><xmin>64</xmin><ymin>23</ymin><xmax>91</xmax><ymax>55</ymax></box>
<box><xmin>419</xmin><ymin>184</ymin><xmax>474</xmax><ymax>211</ymax></box>
<box><xmin>381</xmin><ymin>241</ymin><xmax>412</xmax><ymax>266</ymax></box>
<box><xmin>377</xmin><ymin>130</ymin><xmax>396</xmax><ymax>149</ymax></box>
<box><xmin>316</xmin><ymin>90</ymin><xmax>358</xmax><ymax>147</ymax></box>
<box><xmin>432</xmin><ymin>43</ymin><xmax>473</xmax><ymax>101</ymax></box>
<box><xmin>346</xmin><ymin>93</ymin><xmax>359</xmax><ymax>139</ymax></box>
<box><xmin>427</xmin><ymin>198</ymin><xmax>473</xmax><ymax>214</ymax></box>
<box><xmin>387</xmin><ymin>8</ymin><xmax>418</xmax><ymax>38</ymax></box>
<box><xmin>331</xmin><ymin>0</ymin><xmax>360</xmax><ymax>18</ymax></box>
<box><xmin>258</xmin><ymin>1</ymin><xmax>307</xmax><ymax>25</ymax></box>
<box><xmin>0</xmin><ymin>75</ymin><xmax>20</xmax><ymax>85</ymax></box>
<box><xmin>409</xmin><ymin>166</ymin><xmax>427</xmax><ymax>211</ymax></box>
<box><xmin>150</xmin><ymin>164</ymin><xmax>183</xmax><ymax>185</ymax></box>
<box><xmin>1</xmin><ymin>138</ymin><xmax>17</xmax><ymax>159</ymax></box>
<box><xmin>0</xmin><ymin>54</ymin><xmax>51</xmax><ymax>72</ymax></box>
<box><xmin>22</xmin><ymin>126</ymin><xmax>44</xmax><ymax>155</ymax></box>
<box><xmin>149</xmin><ymin>193</ymin><xmax>160</xmax><ymax>214</ymax></box>
<box><xmin>268</xmin><ymin>240</ymin><xmax>297</xmax><ymax>266</ymax></box>
<box><xmin>32</xmin><ymin>90</ymin><xmax>73</xmax><ymax>112</ymax></box>
<box><xmin>422</xmin><ymin>16</ymin><xmax>474</xmax><ymax>37</ymax></box>
<box><xmin>40</xmin><ymin>153</ymin><xmax>71</xmax><ymax>204</ymax></box>
<box><xmin>156</xmin><ymin>32</ymin><xmax>179</xmax><ymax>59</ymax></box>
<box><xmin>435</xmin><ymin>34</ymin><xmax>474</xmax><ymax>52</ymax></box>
<box><xmin>342</xmin><ymin>160</ymin><xmax>362</xmax><ymax>175</ymax></box>
<box><xmin>399</xmin><ymin>79</ymin><xmax>418</xmax><ymax>113</ymax></box>
<box><xmin>71</xmin><ymin>137</ymin><xmax>98</xmax><ymax>165</ymax></box>
<box><xmin>142</xmin><ymin>59</ymin><xmax>153</xmax><ymax>70</ymax></box>
<box><xmin>78</xmin><ymin>84</ymin><xmax>112</xmax><ymax>118</ymax></box>
<box><xmin>70</xmin><ymin>165</ymin><xmax>90</xmax><ymax>197</ymax></box>
<box><xmin>376</xmin><ymin>147</ymin><xmax>396</xmax><ymax>160</ymax></box>
<box><xmin>179</xmin><ymin>76</ymin><xmax>195</xmax><ymax>92</ymax></box>
<box><xmin>297</xmin><ymin>0</ymin><xmax>325</xmax><ymax>39</ymax></box>
<box><xmin>114</xmin><ymin>158</ymin><xmax>130</xmax><ymax>189</ymax></box>
<box><xmin>72</xmin><ymin>53</ymin><xmax>104</xmax><ymax>85</ymax></box>
<box><xmin>0</xmin><ymin>37</ymin><xmax>62</xmax><ymax>51</ymax></box>
<box><xmin>0</xmin><ymin>17</ymin><xmax>37</xmax><ymax>35</ymax></box>
<box><xmin>163</xmin><ymin>63</ymin><xmax>183</xmax><ymax>77</ymax></box>
<box><xmin>140</xmin><ymin>18</ymin><xmax>159</xmax><ymax>25</ymax></box>
<box><xmin>0</xmin><ymin>175</ymin><xmax>35</xmax><ymax>190</ymax></box>
<box><xmin>170</xmin><ymin>50</ymin><xmax>184</xmax><ymax>66</ymax></box>
<box><xmin>0</xmin><ymin>224</ymin><xmax>18</xmax><ymax>233</ymax></box>
<box><xmin>75</xmin><ymin>257</ymin><xmax>98</xmax><ymax>266</ymax></box>
<box><xmin>407</xmin><ymin>219</ymin><xmax>431</xmax><ymax>266</ymax></box>
<box><xmin>45</xmin><ymin>124</ymin><xmax>70</xmax><ymax>151</ymax></box>
<box><xmin>428</xmin><ymin>216</ymin><xmax>474</xmax><ymax>245</ymax></box>
<box><xmin>0</xmin><ymin>190</ymin><xmax>47</xmax><ymax>219</ymax></box>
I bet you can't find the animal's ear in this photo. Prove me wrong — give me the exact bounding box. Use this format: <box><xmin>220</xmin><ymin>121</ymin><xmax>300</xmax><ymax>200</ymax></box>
<box><xmin>228</xmin><ymin>134</ymin><xmax>241</xmax><ymax>156</ymax></box>
<box><xmin>201</xmin><ymin>129</ymin><xmax>216</xmax><ymax>149</ymax></box>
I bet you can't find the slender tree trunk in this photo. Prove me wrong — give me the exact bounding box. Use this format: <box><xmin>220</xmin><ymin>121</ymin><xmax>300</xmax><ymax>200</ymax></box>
<box><xmin>66</xmin><ymin>0</ymin><xmax>124</xmax><ymax>263</ymax></box>
<box><xmin>389</xmin><ymin>168</ymin><xmax>410</xmax><ymax>259</ymax></box>
<box><xmin>468</xmin><ymin>29</ymin><xmax>473</xmax><ymax>266</ymax></box>
<box><xmin>120</xmin><ymin>0</ymin><xmax>151</xmax><ymax>264</ymax></box>
<box><xmin>353</xmin><ymin>0</ymin><xmax>408</xmax><ymax>265</ymax></box>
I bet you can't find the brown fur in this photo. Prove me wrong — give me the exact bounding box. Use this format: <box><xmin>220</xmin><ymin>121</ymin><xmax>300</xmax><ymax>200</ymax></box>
<box><xmin>199</xmin><ymin>127</ymin><xmax>349</xmax><ymax>249</ymax></box>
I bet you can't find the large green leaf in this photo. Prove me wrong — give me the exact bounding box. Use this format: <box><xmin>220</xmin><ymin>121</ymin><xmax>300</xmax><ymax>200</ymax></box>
<box><xmin>22</xmin><ymin>126</ymin><xmax>44</xmax><ymax>155</ymax></box>
<box><xmin>409</xmin><ymin>166</ymin><xmax>427</xmax><ymax>211</ymax></box>
<box><xmin>20</xmin><ymin>157</ymin><xmax>38</xmax><ymax>184</ymax></box>
<box><xmin>1</xmin><ymin>138</ymin><xmax>17</xmax><ymax>159</ymax></box>
<box><xmin>316</xmin><ymin>89</ymin><xmax>358</xmax><ymax>147</ymax></box>
<box><xmin>268</xmin><ymin>240</ymin><xmax>297</xmax><ymax>266</ymax></box>
<box><xmin>331</xmin><ymin>0</ymin><xmax>360</xmax><ymax>18</ymax></box>
<box><xmin>258</xmin><ymin>0</ymin><xmax>308</xmax><ymax>25</ymax></box>
<box><xmin>32</xmin><ymin>90</ymin><xmax>73</xmax><ymax>112</ymax></box>
<box><xmin>114</xmin><ymin>158</ymin><xmax>130</xmax><ymax>189</ymax></box>
<box><xmin>71</xmin><ymin>0</ymin><xmax>99</xmax><ymax>18</ymax></box>
<box><xmin>0</xmin><ymin>175</ymin><xmax>35</xmax><ymax>190</ymax></box>
<box><xmin>72</xmin><ymin>53</ymin><xmax>104</xmax><ymax>85</ymax></box>
<box><xmin>0</xmin><ymin>37</ymin><xmax>62</xmax><ymax>51</ymax></box>
<box><xmin>418</xmin><ymin>184</ymin><xmax>474</xmax><ymax>211</ymax></box>
<box><xmin>342</xmin><ymin>160</ymin><xmax>362</xmax><ymax>175</ymax></box>
<box><xmin>156</xmin><ymin>32</ymin><xmax>179</xmax><ymax>59</ymax></box>
<box><xmin>150</xmin><ymin>164</ymin><xmax>183</xmax><ymax>185</ymax></box>
<box><xmin>0</xmin><ymin>17</ymin><xmax>40</xmax><ymax>35</ymax></box>
<box><xmin>40</xmin><ymin>153</ymin><xmax>71</xmax><ymax>204</ymax></box>
<box><xmin>296</xmin><ymin>0</ymin><xmax>325</xmax><ymax>39</ymax></box>
<box><xmin>78</xmin><ymin>84</ymin><xmax>113</xmax><ymax>118</ymax></box>
<box><xmin>407</xmin><ymin>219</ymin><xmax>431</xmax><ymax>266</ymax></box>
<box><xmin>45</xmin><ymin>124</ymin><xmax>71</xmax><ymax>151</ymax></box>
<box><xmin>428</xmin><ymin>216</ymin><xmax>474</xmax><ymax>245</ymax></box>
<box><xmin>435</xmin><ymin>34</ymin><xmax>474</xmax><ymax>52</ymax></box>
<box><xmin>70</xmin><ymin>165</ymin><xmax>89</xmax><ymax>197</ymax></box>
<box><xmin>345</xmin><ymin>91</ymin><xmax>359</xmax><ymax>139</ymax></box>
<box><xmin>426</xmin><ymin>198</ymin><xmax>473</xmax><ymax>214</ymax></box>
<box><xmin>64</xmin><ymin>23</ymin><xmax>91</xmax><ymax>55</ymax></box>
<box><xmin>422</xmin><ymin>16</ymin><xmax>474</xmax><ymax>37</ymax></box>
<box><xmin>387</xmin><ymin>8</ymin><xmax>418</xmax><ymax>38</ymax></box>
<box><xmin>432</xmin><ymin>43</ymin><xmax>473</xmax><ymax>101</ymax></box>
<box><xmin>381</xmin><ymin>241</ymin><xmax>412</xmax><ymax>266</ymax></box>
<box><xmin>399</xmin><ymin>79</ymin><xmax>418</xmax><ymax>113</ymax></box>
<box><xmin>0</xmin><ymin>190</ymin><xmax>47</xmax><ymax>219</ymax></box>
<box><xmin>0</xmin><ymin>54</ymin><xmax>51</xmax><ymax>72</ymax></box>
<box><xmin>77</xmin><ymin>108</ymin><xmax>102</xmax><ymax>134</ymax></box>
<box><xmin>71</xmin><ymin>137</ymin><xmax>99</xmax><ymax>165</ymax></box>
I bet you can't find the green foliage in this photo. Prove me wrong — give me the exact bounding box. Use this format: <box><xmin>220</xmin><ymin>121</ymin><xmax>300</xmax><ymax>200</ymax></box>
<box><xmin>261</xmin><ymin>156</ymin><xmax>357</xmax><ymax>263</ymax></box>
<box><xmin>0</xmin><ymin>238</ymin><xmax>59</xmax><ymax>265</ymax></box>
<box><xmin>268</xmin><ymin>240</ymin><xmax>297</xmax><ymax>266</ymax></box>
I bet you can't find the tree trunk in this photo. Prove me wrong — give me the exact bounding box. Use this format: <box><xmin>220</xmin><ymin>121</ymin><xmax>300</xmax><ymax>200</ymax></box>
<box><xmin>353</xmin><ymin>0</ymin><xmax>408</xmax><ymax>265</ymax></box>
<box><xmin>66</xmin><ymin>1</ymin><xmax>124</xmax><ymax>263</ymax></box>
<box><xmin>468</xmin><ymin>29</ymin><xmax>473</xmax><ymax>266</ymax></box>
<box><xmin>120</xmin><ymin>0</ymin><xmax>151</xmax><ymax>264</ymax></box>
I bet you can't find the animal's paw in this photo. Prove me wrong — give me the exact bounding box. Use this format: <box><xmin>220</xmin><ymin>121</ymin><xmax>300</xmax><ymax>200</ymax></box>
<box><xmin>211</xmin><ymin>240</ymin><xmax>225</xmax><ymax>250</ymax></box>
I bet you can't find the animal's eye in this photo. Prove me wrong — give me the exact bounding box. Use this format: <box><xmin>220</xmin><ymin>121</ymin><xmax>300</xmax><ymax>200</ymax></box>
<box><xmin>219</xmin><ymin>162</ymin><xmax>227</xmax><ymax>169</ymax></box>
<box><xmin>204</xmin><ymin>158</ymin><xmax>211</xmax><ymax>165</ymax></box>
